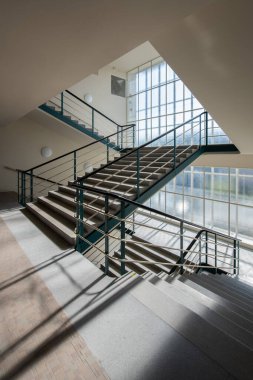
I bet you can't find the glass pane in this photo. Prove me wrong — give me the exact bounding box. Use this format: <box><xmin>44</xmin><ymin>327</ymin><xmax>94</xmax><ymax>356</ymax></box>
<box><xmin>127</xmin><ymin>96</ymin><xmax>136</xmax><ymax>122</ymax></box>
<box><xmin>237</xmin><ymin>171</ymin><xmax>253</xmax><ymax>206</ymax></box>
<box><xmin>152</xmin><ymin>64</ymin><xmax>159</xmax><ymax>87</ymax></box>
<box><xmin>175</xmin><ymin>81</ymin><xmax>184</xmax><ymax>101</ymax></box>
<box><xmin>191</xmin><ymin>197</ymin><xmax>204</xmax><ymax>225</ymax></box>
<box><xmin>128</xmin><ymin>68</ymin><xmax>138</xmax><ymax>95</ymax></box>
<box><xmin>238</xmin><ymin>205</ymin><xmax>253</xmax><ymax>239</ymax></box>
<box><xmin>212</xmin><ymin>201</ymin><xmax>229</xmax><ymax>233</ymax></box>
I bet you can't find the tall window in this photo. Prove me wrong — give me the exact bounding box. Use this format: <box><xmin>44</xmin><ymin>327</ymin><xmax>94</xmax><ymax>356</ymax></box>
<box><xmin>127</xmin><ymin>57</ymin><xmax>228</xmax><ymax>146</ymax></box>
<box><xmin>146</xmin><ymin>166</ymin><xmax>253</xmax><ymax>244</ymax></box>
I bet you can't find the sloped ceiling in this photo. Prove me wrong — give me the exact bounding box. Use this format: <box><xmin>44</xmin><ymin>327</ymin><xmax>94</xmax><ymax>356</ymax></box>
<box><xmin>150</xmin><ymin>0</ymin><xmax>253</xmax><ymax>153</ymax></box>
<box><xmin>0</xmin><ymin>0</ymin><xmax>214</xmax><ymax>127</ymax></box>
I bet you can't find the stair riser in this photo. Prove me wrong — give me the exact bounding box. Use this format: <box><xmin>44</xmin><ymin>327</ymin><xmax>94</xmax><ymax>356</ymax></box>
<box><xmin>86</xmin><ymin>179</ymin><xmax>139</xmax><ymax>192</ymax></box>
<box><xmin>49</xmin><ymin>192</ymin><xmax>108</xmax><ymax>219</ymax></box>
<box><xmin>127</xmin><ymin>241</ymin><xmax>178</xmax><ymax>264</ymax></box>
<box><xmin>27</xmin><ymin>204</ymin><xmax>76</xmax><ymax>245</ymax></box>
<box><xmin>124</xmin><ymin>247</ymin><xmax>164</xmax><ymax>274</ymax></box>
<box><xmin>114</xmin><ymin>252</ymin><xmax>146</xmax><ymax>275</ymax></box>
<box><xmin>131</xmin><ymin>238</ymin><xmax>179</xmax><ymax>262</ymax></box>
<box><xmin>108</xmin><ymin>163</ymin><xmax>173</xmax><ymax>171</ymax></box>
<box><xmin>57</xmin><ymin>187</ymin><xmax>120</xmax><ymax>210</ymax></box>
<box><xmin>38</xmin><ymin>198</ymin><xmax>76</xmax><ymax>223</ymax></box>
<box><xmin>91</xmin><ymin>174</ymin><xmax>153</xmax><ymax>186</ymax></box>
<box><xmin>100</xmin><ymin>169</ymin><xmax>161</xmax><ymax>179</ymax></box>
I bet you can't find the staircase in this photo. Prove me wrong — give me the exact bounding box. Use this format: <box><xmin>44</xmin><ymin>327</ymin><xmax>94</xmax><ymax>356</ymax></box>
<box><xmin>133</xmin><ymin>270</ymin><xmax>253</xmax><ymax>379</ymax></box>
<box><xmin>25</xmin><ymin>144</ymin><xmax>199</xmax><ymax>245</ymax></box>
<box><xmin>39</xmin><ymin>90</ymin><xmax>130</xmax><ymax>149</ymax></box>
<box><xmin>101</xmin><ymin>234</ymin><xmax>180</xmax><ymax>277</ymax></box>
<box><xmin>17</xmin><ymin>97</ymin><xmax>253</xmax><ymax>377</ymax></box>
<box><xmin>85</xmin><ymin>268</ymin><xmax>253</xmax><ymax>379</ymax></box>
<box><xmin>19</xmin><ymin>105</ymin><xmax>239</xmax><ymax>267</ymax></box>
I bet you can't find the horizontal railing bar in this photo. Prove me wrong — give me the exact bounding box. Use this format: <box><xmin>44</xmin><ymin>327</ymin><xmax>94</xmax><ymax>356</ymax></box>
<box><xmin>66</xmin><ymin>90</ymin><xmax>128</xmax><ymax>127</ymax></box>
<box><xmin>76</xmin><ymin>233</ymin><xmax>234</xmax><ymax>270</ymax></box>
<box><xmin>24</xmin><ymin>124</ymin><xmax>134</xmax><ymax>172</ymax></box>
<box><xmin>71</xmin><ymin>182</ymin><xmax>240</xmax><ymax>242</ymax></box>
<box><xmin>75</xmin><ymin>113</ymin><xmax>205</xmax><ymax>183</ymax></box>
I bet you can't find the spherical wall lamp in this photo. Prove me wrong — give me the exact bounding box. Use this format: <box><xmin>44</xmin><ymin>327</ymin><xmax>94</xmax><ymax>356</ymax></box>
<box><xmin>83</xmin><ymin>162</ymin><xmax>93</xmax><ymax>173</ymax></box>
<box><xmin>84</xmin><ymin>94</ymin><xmax>93</xmax><ymax>104</ymax></box>
<box><xmin>41</xmin><ymin>146</ymin><xmax>53</xmax><ymax>158</ymax></box>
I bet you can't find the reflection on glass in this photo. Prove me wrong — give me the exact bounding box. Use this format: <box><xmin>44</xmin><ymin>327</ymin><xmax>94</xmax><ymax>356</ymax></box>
<box><xmin>148</xmin><ymin>165</ymin><xmax>253</xmax><ymax>244</ymax></box>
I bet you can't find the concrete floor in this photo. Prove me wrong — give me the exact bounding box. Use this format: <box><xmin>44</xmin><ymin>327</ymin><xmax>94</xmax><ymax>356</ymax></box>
<box><xmin>1</xmin><ymin>192</ymin><xmax>251</xmax><ymax>379</ymax></box>
<box><xmin>132</xmin><ymin>211</ymin><xmax>253</xmax><ymax>279</ymax></box>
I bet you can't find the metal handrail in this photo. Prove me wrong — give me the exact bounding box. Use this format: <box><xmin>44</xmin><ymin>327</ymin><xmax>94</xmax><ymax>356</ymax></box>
<box><xmin>74</xmin><ymin>112</ymin><xmax>206</xmax><ymax>183</ymax></box>
<box><xmin>70</xmin><ymin>182</ymin><xmax>239</xmax><ymax>275</ymax></box>
<box><xmin>70</xmin><ymin>182</ymin><xmax>240</xmax><ymax>243</ymax></box>
<box><xmin>66</xmin><ymin>90</ymin><xmax>127</xmax><ymax>127</ymax></box>
<box><xmin>24</xmin><ymin>124</ymin><xmax>134</xmax><ymax>173</ymax></box>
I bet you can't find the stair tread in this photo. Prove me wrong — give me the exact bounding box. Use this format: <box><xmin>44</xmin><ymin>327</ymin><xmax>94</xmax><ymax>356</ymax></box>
<box><xmin>125</xmin><ymin>244</ymin><xmax>174</xmax><ymax>274</ymax></box>
<box><xmin>39</xmin><ymin>196</ymin><xmax>99</xmax><ymax>226</ymax></box>
<box><xmin>131</xmin><ymin>277</ymin><xmax>253</xmax><ymax>380</ymax></box>
<box><xmin>26</xmin><ymin>202</ymin><xmax>76</xmax><ymax>243</ymax></box>
<box><xmin>131</xmin><ymin>235</ymin><xmax>179</xmax><ymax>261</ymax></box>
<box><xmin>161</xmin><ymin>273</ymin><xmax>253</xmax><ymax>332</ymax></box>
<box><xmin>191</xmin><ymin>273</ymin><xmax>253</xmax><ymax>311</ymax></box>
<box><xmin>146</xmin><ymin>274</ymin><xmax>253</xmax><ymax>349</ymax></box>
<box><xmin>202</xmin><ymin>272</ymin><xmax>253</xmax><ymax>301</ymax></box>
<box><xmin>179</xmin><ymin>274</ymin><xmax>253</xmax><ymax>321</ymax></box>
<box><xmin>114</xmin><ymin>250</ymin><xmax>150</xmax><ymax>274</ymax></box>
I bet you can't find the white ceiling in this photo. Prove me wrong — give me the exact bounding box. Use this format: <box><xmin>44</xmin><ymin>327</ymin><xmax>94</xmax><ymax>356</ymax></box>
<box><xmin>0</xmin><ymin>0</ymin><xmax>214</xmax><ymax>127</ymax></box>
<box><xmin>2</xmin><ymin>0</ymin><xmax>253</xmax><ymax>154</ymax></box>
<box><xmin>150</xmin><ymin>0</ymin><xmax>253</xmax><ymax>153</ymax></box>
<box><xmin>107</xmin><ymin>41</ymin><xmax>159</xmax><ymax>73</ymax></box>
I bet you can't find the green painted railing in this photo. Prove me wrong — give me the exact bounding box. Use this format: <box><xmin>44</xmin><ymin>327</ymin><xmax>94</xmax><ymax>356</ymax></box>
<box><xmin>70</xmin><ymin>182</ymin><xmax>240</xmax><ymax>276</ymax></box>
<box><xmin>39</xmin><ymin>90</ymin><xmax>134</xmax><ymax>148</ymax></box>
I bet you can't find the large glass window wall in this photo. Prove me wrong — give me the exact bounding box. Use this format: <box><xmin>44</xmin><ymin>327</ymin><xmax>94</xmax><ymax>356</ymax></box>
<box><xmin>146</xmin><ymin>166</ymin><xmax>253</xmax><ymax>244</ymax></box>
<box><xmin>127</xmin><ymin>57</ymin><xmax>229</xmax><ymax>146</ymax></box>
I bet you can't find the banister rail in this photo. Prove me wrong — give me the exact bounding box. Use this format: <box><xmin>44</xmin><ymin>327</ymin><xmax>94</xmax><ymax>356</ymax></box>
<box><xmin>24</xmin><ymin>123</ymin><xmax>134</xmax><ymax>173</ymax></box>
<box><xmin>70</xmin><ymin>182</ymin><xmax>240</xmax><ymax>276</ymax></box>
<box><xmin>65</xmin><ymin>90</ymin><xmax>126</xmax><ymax>127</ymax></box>
<box><xmin>70</xmin><ymin>182</ymin><xmax>240</xmax><ymax>243</ymax></box>
<box><xmin>74</xmin><ymin>112</ymin><xmax>207</xmax><ymax>183</ymax></box>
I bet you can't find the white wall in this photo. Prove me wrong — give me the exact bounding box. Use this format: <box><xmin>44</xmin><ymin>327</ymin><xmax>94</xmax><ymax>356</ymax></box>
<box><xmin>195</xmin><ymin>153</ymin><xmax>253</xmax><ymax>169</ymax></box>
<box><xmin>0</xmin><ymin>110</ymin><xmax>108</xmax><ymax>192</ymax></box>
<box><xmin>69</xmin><ymin>66</ymin><xmax>127</xmax><ymax>126</ymax></box>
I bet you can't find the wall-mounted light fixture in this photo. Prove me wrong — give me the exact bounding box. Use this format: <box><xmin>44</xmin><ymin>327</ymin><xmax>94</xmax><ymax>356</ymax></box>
<box><xmin>41</xmin><ymin>146</ymin><xmax>53</xmax><ymax>158</ymax></box>
<box><xmin>83</xmin><ymin>162</ymin><xmax>93</xmax><ymax>173</ymax></box>
<box><xmin>84</xmin><ymin>94</ymin><xmax>93</xmax><ymax>104</ymax></box>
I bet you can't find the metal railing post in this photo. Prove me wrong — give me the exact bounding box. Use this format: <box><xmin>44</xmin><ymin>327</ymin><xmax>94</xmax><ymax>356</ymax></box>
<box><xmin>104</xmin><ymin>194</ymin><xmax>109</xmax><ymax>275</ymax></box>
<box><xmin>22</xmin><ymin>172</ymin><xmax>26</xmax><ymax>206</ymax></box>
<box><xmin>136</xmin><ymin>149</ymin><xmax>140</xmax><ymax>198</ymax></box>
<box><xmin>237</xmin><ymin>240</ymin><xmax>240</xmax><ymax>275</ymax></box>
<box><xmin>117</xmin><ymin>126</ymin><xmax>119</xmax><ymax>148</ymax></box>
<box><xmin>17</xmin><ymin>170</ymin><xmax>20</xmax><ymax>203</ymax></box>
<box><xmin>61</xmin><ymin>92</ymin><xmax>64</xmax><ymax>115</ymax></box>
<box><xmin>180</xmin><ymin>221</ymin><xmax>184</xmax><ymax>274</ymax></box>
<box><xmin>173</xmin><ymin>128</ymin><xmax>176</xmax><ymax>168</ymax></box>
<box><xmin>132</xmin><ymin>125</ymin><xmax>135</xmax><ymax>148</ymax></box>
<box><xmin>198</xmin><ymin>234</ymin><xmax>202</xmax><ymax>265</ymax></box>
<box><xmin>30</xmin><ymin>170</ymin><xmax>33</xmax><ymax>202</ymax></box>
<box><xmin>92</xmin><ymin>109</ymin><xmax>94</xmax><ymax>135</ymax></box>
<box><xmin>205</xmin><ymin>231</ymin><xmax>208</xmax><ymax>264</ymax></box>
<box><xmin>205</xmin><ymin>111</ymin><xmax>208</xmax><ymax>146</ymax></box>
<box><xmin>214</xmin><ymin>234</ymin><xmax>217</xmax><ymax>273</ymax></box>
<box><xmin>199</xmin><ymin>115</ymin><xmax>202</xmax><ymax>147</ymax></box>
<box><xmin>106</xmin><ymin>138</ymin><xmax>109</xmax><ymax>164</ymax></box>
<box><xmin>120</xmin><ymin>200</ymin><xmax>126</xmax><ymax>275</ymax></box>
<box><xmin>233</xmin><ymin>239</ymin><xmax>237</xmax><ymax>275</ymax></box>
<box><xmin>74</xmin><ymin>151</ymin><xmax>77</xmax><ymax>181</ymax></box>
<box><xmin>76</xmin><ymin>181</ymin><xmax>84</xmax><ymax>253</ymax></box>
